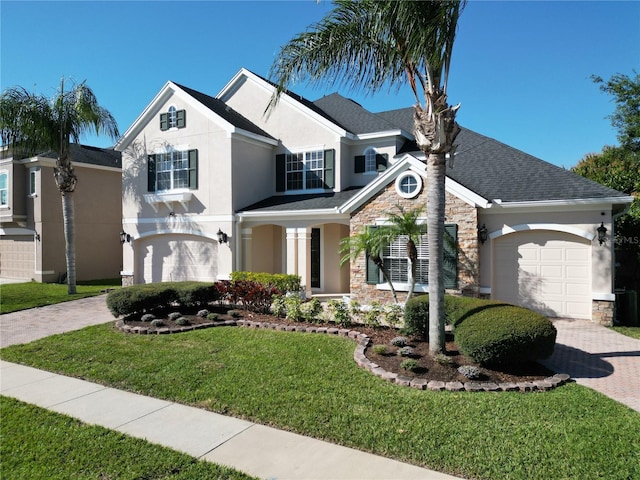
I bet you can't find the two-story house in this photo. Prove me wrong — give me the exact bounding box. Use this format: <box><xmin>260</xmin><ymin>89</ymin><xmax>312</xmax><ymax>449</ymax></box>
<box><xmin>115</xmin><ymin>69</ymin><xmax>633</xmax><ymax>324</ymax></box>
<box><xmin>0</xmin><ymin>144</ymin><xmax>122</xmax><ymax>282</ymax></box>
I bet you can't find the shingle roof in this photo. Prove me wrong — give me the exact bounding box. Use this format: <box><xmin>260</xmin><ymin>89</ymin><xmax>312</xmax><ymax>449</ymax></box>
<box><xmin>41</xmin><ymin>144</ymin><xmax>121</xmax><ymax>168</ymax></box>
<box><xmin>313</xmin><ymin>93</ymin><xmax>399</xmax><ymax>134</ymax></box>
<box><xmin>240</xmin><ymin>187</ymin><xmax>363</xmax><ymax>212</ymax></box>
<box><xmin>323</xmin><ymin>99</ymin><xmax>627</xmax><ymax>203</ymax></box>
<box><xmin>173</xmin><ymin>82</ymin><xmax>275</xmax><ymax>140</ymax></box>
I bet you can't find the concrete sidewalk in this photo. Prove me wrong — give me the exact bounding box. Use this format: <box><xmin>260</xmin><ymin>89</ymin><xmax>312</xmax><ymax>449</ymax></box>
<box><xmin>0</xmin><ymin>360</ymin><xmax>459</xmax><ymax>480</ymax></box>
<box><xmin>0</xmin><ymin>296</ymin><xmax>461</xmax><ymax>479</ymax></box>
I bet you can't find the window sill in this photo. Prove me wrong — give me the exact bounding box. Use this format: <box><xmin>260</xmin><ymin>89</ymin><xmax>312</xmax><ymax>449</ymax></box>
<box><xmin>375</xmin><ymin>282</ymin><xmax>430</xmax><ymax>293</ymax></box>
<box><xmin>144</xmin><ymin>191</ymin><xmax>192</xmax><ymax>211</ymax></box>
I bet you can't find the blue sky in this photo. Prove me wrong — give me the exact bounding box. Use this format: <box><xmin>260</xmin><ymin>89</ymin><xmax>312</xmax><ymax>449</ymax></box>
<box><xmin>1</xmin><ymin>0</ymin><xmax>638</xmax><ymax>168</ymax></box>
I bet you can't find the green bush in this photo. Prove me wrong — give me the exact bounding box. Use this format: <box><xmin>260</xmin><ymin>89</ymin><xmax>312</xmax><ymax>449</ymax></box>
<box><xmin>106</xmin><ymin>282</ymin><xmax>216</xmax><ymax>318</ymax></box>
<box><xmin>454</xmin><ymin>305</ymin><xmax>557</xmax><ymax>366</ymax></box>
<box><xmin>403</xmin><ymin>295</ymin><xmax>430</xmax><ymax>339</ymax></box>
<box><xmin>230</xmin><ymin>272</ymin><xmax>301</xmax><ymax>293</ymax></box>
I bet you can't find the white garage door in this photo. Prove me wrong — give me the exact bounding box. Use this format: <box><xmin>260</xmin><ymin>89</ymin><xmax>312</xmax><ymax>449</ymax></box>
<box><xmin>137</xmin><ymin>234</ymin><xmax>218</xmax><ymax>284</ymax></box>
<box><xmin>493</xmin><ymin>231</ymin><xmax>591</xmax><ymax>319</ymax></box>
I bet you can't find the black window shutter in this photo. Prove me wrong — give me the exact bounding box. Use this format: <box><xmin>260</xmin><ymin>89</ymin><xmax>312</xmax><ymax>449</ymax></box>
<box><xmin>443</xmin><ymin>224</ymin><xmax>458</xmax><ymax>289</ymax></box>
<box><xmin>275</xmin><ymin>154</ymin><xmax>286</xmax><ymax>192</ymax></box>
<box><xmin>354</xmin><ymin>155</ymin><xmax>365</xmax><ymax>173</ymax></box>
<box><xmin>365</xmin><ymin>226</ymin><xmax>380</xmax><ymax>284</ymax></box>
<box><xmin>188</xmin><ymin>150</ymin><xmax>198</xmax><ymax>189</ymax></box>
<box><xmin>147</xmin><ymin>155</ymin><xmax>156</xmax><ymax>192</ymax></box>
<box><xmin>160</xmin><ymin>113</ymin><xmax>168</xmax><ymax>131</ymax></box>
<box><xmin>376</xmin><ymin>153</ymin><xmax>388</xmax><ymax>172</ymax></box>
<box><xmin>324</xmin><ymin>149</ymin><xmax>335</xmax><ymax>189</ymax></box>
<box><xmin>176</xmin><ymin>109</ymin><xmax>186</xmax><ymax>128</ymax></box>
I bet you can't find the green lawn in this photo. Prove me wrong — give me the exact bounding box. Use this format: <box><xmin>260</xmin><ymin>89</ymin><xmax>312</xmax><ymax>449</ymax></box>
<box><xmin>2</xmin><ymin>324</ymin><xmax>639</xmax><ymax>480</ymax></box>
<box><xmin>0</xmin><ymin>280</ymin><xmax>120</xmax><ymax>314</ymax></box>
<box><xmin>0</xmin><ymin>396</ymin><xmax>255</xmax><ymax>480</ymax></box>
<box><xmin>610</xmin><ymin>326</ymin><xmax>640</xmax><ymax>340</ymax></box>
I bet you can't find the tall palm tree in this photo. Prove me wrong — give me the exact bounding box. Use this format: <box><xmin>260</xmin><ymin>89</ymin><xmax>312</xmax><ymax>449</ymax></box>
<box><xmin>339</xmin><ymin>226</ymin><xmax>398</xmax><ymax>303</ymax></box>
<box><xmin>0</xmin><ymin>79</ymin><xmax>119</xmax><ymax>294</ymax></box>
<box><xmin>268</xmin><ymin>0</ymin><xmax>465</xmax><ymax>354</ymax></box>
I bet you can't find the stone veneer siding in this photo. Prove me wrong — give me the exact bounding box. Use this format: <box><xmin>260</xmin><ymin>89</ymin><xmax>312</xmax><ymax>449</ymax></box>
<box><xmin>349</xmin><ymin>178</ymin><xmax>479</xmax><ymax>305</ymax></box>
<box><xmin>592</xmin><ymin>300</ymin><xmax>614</xmax><ymax>326</ymax></box>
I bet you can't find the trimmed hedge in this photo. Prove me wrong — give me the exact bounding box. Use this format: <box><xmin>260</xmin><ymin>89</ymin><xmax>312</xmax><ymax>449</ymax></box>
<box><xmin>106</xmin><ymin>282</ymin><xmax>217</xmax><ymax>318</ymax></box>
<box><xmin>404</xmin><ymin>294</ymin><xmax>557</xmax><ymax>365</ymax></box>
<box><xmin>454</xmin><ymin>305</ymin><xmax>557</xmax><ymax>365</ymax></box>
<box><xmin>230</xmin><ymin>272</ymin><xmax>301</xmax><ymax>294</ymax></box>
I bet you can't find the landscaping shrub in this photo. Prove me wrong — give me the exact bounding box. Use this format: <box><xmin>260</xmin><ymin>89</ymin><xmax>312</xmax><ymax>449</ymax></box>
<box><xmin>400</xmin><ymin>359</ymin><xmax>419</xmax><ymax>372</ymax></box>
<box><xmin>105</xmin><ymin>282</ymin><xmax>217</xmax><ymax>318</ymax></box>
<box><xmin>214</xmin><ymin>280</ymin><xmax>280</xmax><ymax>313</ymax></box>
<box><xmin>326</xmin><ymin>299</ymin><xmax>351</xmax><ymax>326</ymax></box>
<box><xmin>390</xmin><ymin>336</ymin><xmax>408</xmax><ymax>347</ymax></box>
<box><xmin>230</xmin><ymin>272</ymin><xmax>301</xmax><ymax>294</ymax></box>
<box><xmin>454</xmin><ymin>305</ymin><xmax>557</xmax><ymax>366</ymax></box>
<box><xmin>403</xmin><ymin>295</ymin><xmax>430</xmax><ymax>339</ymax></box>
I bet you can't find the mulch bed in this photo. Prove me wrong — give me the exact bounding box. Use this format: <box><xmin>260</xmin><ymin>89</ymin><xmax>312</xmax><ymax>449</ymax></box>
<box><xmin>119</xmin><ymin>306</ymin><xmax>555</xmax><ymax>385</ymax></box>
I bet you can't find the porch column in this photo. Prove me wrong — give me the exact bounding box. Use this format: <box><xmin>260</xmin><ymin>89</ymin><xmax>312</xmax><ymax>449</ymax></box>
<box><xmin>285</xmin><ymin>227</ymin><xmax>312</xmax><ymax>297</ymax></box>
<box><xmin>297</xmin><ymin>228</ymin><xmax>312</xmax><ymax>297</ymax></box>
<box><xmin>241</xmin><ymin>228</ymin><xmax>253</xmax><ymax>272</ymax></box>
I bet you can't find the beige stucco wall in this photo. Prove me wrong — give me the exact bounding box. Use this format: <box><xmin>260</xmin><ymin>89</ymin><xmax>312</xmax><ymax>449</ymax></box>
<box><xmin>321</xmin><ymin>223</ymin><xmax>350</xmax><ymax>293</ymax></box>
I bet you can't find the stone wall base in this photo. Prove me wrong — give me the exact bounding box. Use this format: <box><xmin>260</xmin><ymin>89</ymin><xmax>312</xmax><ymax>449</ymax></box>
<box><xmin>592</xmin><ymin>300</ymin><xmax>614</xmax><ymax>326</ymax></box>
<box><xmin>121</xmin><ymin>275</ymin><xmax>134</xmax><ymax>288</ymax></box>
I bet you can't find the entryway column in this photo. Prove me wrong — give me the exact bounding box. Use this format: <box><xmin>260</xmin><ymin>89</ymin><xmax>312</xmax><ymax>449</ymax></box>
<box><xmin>285</xmin><ymin>227</ymin><xmax>312</xmax><ymax>297</ymax></box>
<box><xmin>241</xmin><ymin>228</ymin><xmax>253</xmax><ymax>272</ymax></box>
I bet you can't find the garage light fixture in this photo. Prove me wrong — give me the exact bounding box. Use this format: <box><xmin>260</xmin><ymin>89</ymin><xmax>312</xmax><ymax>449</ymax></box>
<box><xmin>217</xmin><ymin>228</ymin><xmax>228</xmax><ymax>244</ymax></box>
<box><xmin>597</xmin><ymin>222</ymin><xmax>607</xmax><ymax>245</ymax></box>
<box><xmin>478</xmin><ymin>224</ymin><xmax>488</xmax><ymax>244</ymax></box>
<box><xmin>120</xmin><ymin>230</ymin><xmax>132</xmax><ymax>244</ymax></box>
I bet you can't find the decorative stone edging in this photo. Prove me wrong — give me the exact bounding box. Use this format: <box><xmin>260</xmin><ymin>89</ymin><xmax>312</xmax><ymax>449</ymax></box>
<box><xmin>115</xmin><ymin>318</ymin><xmax>571</xmax><ymax>393</ymax></box>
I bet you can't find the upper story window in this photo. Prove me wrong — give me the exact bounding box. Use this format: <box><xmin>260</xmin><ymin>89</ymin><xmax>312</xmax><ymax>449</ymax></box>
<box><xmin>29</xmin><ymin>167</ymin><xmax>38</xmax><ymax>197</ymax></box>
<box><xmin>276</xmin><ymin>149</ymin><xmax>335</xmax><ymax>193</ymax></box>
<box><xmin>160</xmin><ymin>106</ymin><xmax>186</xmax><ymax>131</ymax></box>
<box><xmin>355</xmin><ymin>148</ymin><xmax>387</xmax><ymax>174</ymax></box>
<box><xmin>0</xmin><ymin>171</ymin><xmax>7</xmax><ymax>206</ymax></box>
<box><xmin>148</xmin><ymin>149</ymin><xmax>198</xmax><ymax>192</ymax></box>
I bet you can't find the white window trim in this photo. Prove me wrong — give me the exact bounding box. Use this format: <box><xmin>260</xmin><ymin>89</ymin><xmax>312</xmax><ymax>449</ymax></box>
<box><xmin>285</xmin><ymin>148</ymin><xmax>326</xmax><ymax>192</ymax></box>
<box><xmin>28</xmin><ymin>167</ymin><xmax>39</xmax><ymax>197</ymax></box>
<box><xmin>395</xmin><ymin>171</ymin><xmax>422</xmax><ymax>199</ymax></box>
<box><xmin>0</xmin><ymin>170</ymin><xmax>8</xmax><ymax>207</ymax></box>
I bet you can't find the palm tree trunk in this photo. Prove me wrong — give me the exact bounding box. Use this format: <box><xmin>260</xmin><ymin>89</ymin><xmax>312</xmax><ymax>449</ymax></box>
<box><xmin>427</xmin><ymin>153</ymin><xmax>446</xmax><ymax>354</ymax></box>
<box><xmin>373</xmin><ymin>255</ymin><xmax>399</xmax><ymax>303</ymax></box>
<box><xmin>406</xmin><ymin>239</ymin><xmax>418</xmax><ymax>302</ymax></box>
<box><xmin>61</xmin><ymin>191</ymin><xmax>76</xmax><ymax>294</ymax></box>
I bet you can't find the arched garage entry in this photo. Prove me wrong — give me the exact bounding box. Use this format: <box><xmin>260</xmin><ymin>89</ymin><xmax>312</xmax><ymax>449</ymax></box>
<box><xmin>492</xmin><ymin>230</ymin><xmax>592</xmax><ymax>319</ymax></box>
<box><xmin>136</xmin><ymin>233</ymin><xmax>218</xmax><ymax>284</ymax></box>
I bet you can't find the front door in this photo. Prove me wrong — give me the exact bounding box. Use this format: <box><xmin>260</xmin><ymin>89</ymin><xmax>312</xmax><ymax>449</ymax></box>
<box><xmin>311</xmin><ymin>228</ymin><xmax>320</xmax><ymax>288</ymax></box>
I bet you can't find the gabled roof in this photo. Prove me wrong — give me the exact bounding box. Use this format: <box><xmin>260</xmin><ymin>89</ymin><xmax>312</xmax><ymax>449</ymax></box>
<box><xmin>318</xmin><ymin>100</ymin><xmax>629</xmax><ymax>204</ymax></box>
<box><xmin>40</xmin><ymin>144</ymin><xmax>121</xmax><ymax>169</ymax></box>
<box><xmin>239</xmin><ymin>187</ymin><xmax>363</xmax><ymax>213</ymax></box>
<box><xmin>115</xmin><ymin>80</ymin><xmax>276</xmax><ymax>151</ymax></box>
<box><xmin>313</xmin><ymin>93</ymin><xmax>402</xmax><ymax>135</ymax></box>
<box><xmin>173</xmin><ymin>82</ymin><xmax>274</xmax><ymax>140</ymax></box>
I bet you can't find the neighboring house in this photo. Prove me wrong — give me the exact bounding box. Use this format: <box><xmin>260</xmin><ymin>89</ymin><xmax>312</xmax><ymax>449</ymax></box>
<box><xmin>115</xmin><ymin>69</ymin><xmax>633</xmax><ymax>324</ymax></box>
<box><xmin>0</xmin><ymin>144</ymin><xmax>122</xmax><ymax>282</ymax></box>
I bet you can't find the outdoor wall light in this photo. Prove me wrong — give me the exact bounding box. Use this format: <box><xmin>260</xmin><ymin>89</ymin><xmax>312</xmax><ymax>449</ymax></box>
<box><xmin>478</xmin><ymin>224</ymin><xmax>488</xmax><ymax>244</ymax></box>
<box><xmin>120</xmin><ymin>230</ymin><xmax>132</xmax><ymax>244</ymax></box>
<box><xmin>217</xmin><ymin>228</ymin><xmax>228</xmax><ymax>244</ymax></box>
<box><xmin>597</xmin><ymin>222</ymin><xmax>607</xmax><ymax>246</ymax></box>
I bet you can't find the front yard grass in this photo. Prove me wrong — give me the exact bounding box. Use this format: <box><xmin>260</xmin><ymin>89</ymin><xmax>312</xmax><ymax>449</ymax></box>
<box><xmin>610</xmin><ymin>326</ymin><xmax>640</xmax><ymax>340</ymax></box>
<box><xmin>0</xmin><ymin>396</ymin><xmax>255</xmax><ymax>480</ymax></box>
<box><xmin>0</xmin><ymin>279</ymin><xmax>120</xmax><ymax>314</ymax></box>
<box><xmin>2</xmin><ymin>324</ymin><xmax>639</xmax><ymax>480</ymax></box>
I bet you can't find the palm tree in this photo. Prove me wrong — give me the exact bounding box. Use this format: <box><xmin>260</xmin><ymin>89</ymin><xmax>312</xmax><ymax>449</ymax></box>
<box><xmin>0</xmin><ymin>79</ymin><xmax>119</xmax><ymax>294</ymax></box>
<box><xmin>383</xmin><ymin>205</ymin><xmax>425</xmax><ymax>302</ymax></box>
<box><xmin>268</xmin><ymin>0</ymin><xmax>465</xmax><ymax>354</ymax></box>
<box><xmin>339</xmin><ymin>226</ymin><xmax>398</xmax><ymax>304</ymax></box>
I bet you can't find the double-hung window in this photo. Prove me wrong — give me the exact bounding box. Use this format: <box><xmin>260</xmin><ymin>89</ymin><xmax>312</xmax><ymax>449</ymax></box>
<box><xmin>148</xmin><ymin>149</ymin><xmax>198</xmax><ymax>192</ymax></box>
<box><xmin>367</xmin><ymin>224</ymin><xmax>458</xmax><ymax>290</ymax></box>
<box><xmin>276</xmin><ymin>149</ymin><xmax>335</xmax><ymax>192</ymax></box>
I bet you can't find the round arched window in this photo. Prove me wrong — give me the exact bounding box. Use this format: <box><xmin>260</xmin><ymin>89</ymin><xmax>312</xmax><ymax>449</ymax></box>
<box><xmin>395</xmin><ymin>171</ymin><xmax>422</xmax><ymax>199</ymax></box>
